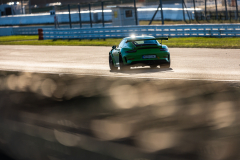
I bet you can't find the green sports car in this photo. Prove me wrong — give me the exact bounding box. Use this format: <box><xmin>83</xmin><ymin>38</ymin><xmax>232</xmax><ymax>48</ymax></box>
<box><xmin>109</xmin><ymin>36</ymin><xmax>170</xmax><ymax>71</ymax></box>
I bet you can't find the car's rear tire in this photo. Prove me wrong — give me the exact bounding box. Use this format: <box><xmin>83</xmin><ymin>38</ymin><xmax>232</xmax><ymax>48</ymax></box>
<box><xmin>150</xmin><ymin>65</ymin><xmax>158</xmax><ymax>68</ymax></box>
<box><xmin>161</xmin><ymin>63</ymin><xmax>170</xmax><ymax>68</ymax></box>
<box><xmin>161</xmin><ymin>55</ymin><xmax>171</xmax><ymax>68</ymax></box>
<box><xmin>109</xmin><ymin>55</ymin><xmax>118</xmax><ymax>71</ymax></box>
<box><xmin>119</xmin><ymin>55</ymin><xmax>129</xmax><ymax>71</ymax></box>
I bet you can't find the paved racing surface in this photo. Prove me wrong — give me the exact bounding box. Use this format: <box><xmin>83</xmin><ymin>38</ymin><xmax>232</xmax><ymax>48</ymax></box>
<box><xmin>1</xmin><ymin>45</ymin><xmax>240</xmax><ymax>160</ymax></box>
<box><xmin>0</xmin><ymin>45</ymin><xmax>240</xmax><ymax>81</ymax></box>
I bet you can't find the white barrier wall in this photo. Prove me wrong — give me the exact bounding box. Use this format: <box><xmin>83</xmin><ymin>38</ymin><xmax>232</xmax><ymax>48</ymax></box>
<box><xmin>0</xmin><ymin>12</ymin><xmax>113</xmax><ymax>26</ymax></box>
<box><xmin>0</xmin><ymin>9</ymin><xmax>185</xmax><ymax>26</ymax></box>
<box><xmin>0</xmin><ymin>27</ymin><xmax>13</xmax><ymax>36</ymax></box>
<box><xmin>138</xmin><ymin>10</ymin><xmax>184</xmax><ymax>21</ymax></box>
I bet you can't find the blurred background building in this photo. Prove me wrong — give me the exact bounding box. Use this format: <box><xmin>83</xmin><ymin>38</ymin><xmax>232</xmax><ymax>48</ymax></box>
<box><xmin>0</xmin><ymin>0</ymin><xmax>239</xmax><ymax>28</ymax></box>
<box><xmin>1</xmin><ymin>0</ymin><xmax>237</xmax><ymax>15</ymax></box>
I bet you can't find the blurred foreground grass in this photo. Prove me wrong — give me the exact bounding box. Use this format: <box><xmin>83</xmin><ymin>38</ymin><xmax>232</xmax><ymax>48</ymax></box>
<box><xmin>0</xmin><ymin>71</ymin><xmax>240</xmax><ymax>160</ymax></box>
<box><xmin>0</xmin><ymin>35</ymin><xmax>240</xmax><ymax>48</ymax></box>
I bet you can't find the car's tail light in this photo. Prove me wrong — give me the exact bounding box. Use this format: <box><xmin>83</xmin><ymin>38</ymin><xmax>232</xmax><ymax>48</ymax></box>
<box><xmin>160</xmin><ymin>48</ymin><xmax>168</xmax><ymax>51</ymax></box>
<box><xmin>126</xmin><ymin>50</ymin><xmax>137</xmax><ymax>53</ymax></box>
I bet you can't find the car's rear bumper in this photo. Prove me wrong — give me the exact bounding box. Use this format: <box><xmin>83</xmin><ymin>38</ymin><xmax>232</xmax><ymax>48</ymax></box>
<box><xmin>127</xmin><ymin>59</ymin><xmax>169</xmax><ymax>66</ymax></box>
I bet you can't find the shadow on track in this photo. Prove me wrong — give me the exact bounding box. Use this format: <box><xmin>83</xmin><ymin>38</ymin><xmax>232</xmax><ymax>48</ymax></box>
<box><xmin>110</xmin><ymin>67</ymin><xmax>173</xmax><ymax>74</ymax></box>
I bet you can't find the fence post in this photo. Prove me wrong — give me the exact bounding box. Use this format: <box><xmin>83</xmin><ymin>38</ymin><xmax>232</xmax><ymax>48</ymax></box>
<box><xmin>236</xmin><ymin>0</ymin><xmax>238</xmax><ymax>20</ymax></box>
<box><xmin>160</xmin><ymin>0</ymin><xmax>164</xmax><ymax>25</ymax></box>
<box><xmin>101</xmin><ymin>2</ymin><xmax>105</xmax><ymax>27</ymax></box>
<box><xmin>29</xmin><ymin>0</ymin><xmax>31</xmax><ymax>14</ymax></box>
<box><xmin>205</xmin><ymin>0</ymin><xmax>207</xmax><ymax>20</ymax></box>
<box><xmin>215</xmin><ymin>0</ymin><xmax>218</xmax><ymax>20</ymax></box>
<box><xmin>149</xmin><ymin>3</ymin><xmax>161</xmax><ymax>25</ymax></box>
<box><xmin>134</xmin><ymin>0</ymin><xmax>138</xmax><ymax>25</ymax></box>
<box><xmin>193</xmin><ymin>0</ymin><xmax>196</xmax><ymax>20</ymax></box>
<box><xmin>224</xmin><ymin>0</ymin><xmax>228</xmax><ymax>20</ymax></box>
<box><xmin>182</xmin><ymin>0</ymin><xmax>186</xmax><ymax>22</ymax></box>
<box><xmin>68</xmin><ymin>4</ymin><xmax>72</xmax><ymax>28</ymax></box>
<box><xmin>89</xmin><ymin>4</ymin><xmax>92</xmax><ymax>28</ymax></box>
<box><xmin>78</xmin><ymin>5</ymin><xmax>82</xmax><ymax>28</ymax></box>
<box><xmin>21</xmin><ymin>0</ymin><xmax>23</xmax><ymax>14</ymax></box>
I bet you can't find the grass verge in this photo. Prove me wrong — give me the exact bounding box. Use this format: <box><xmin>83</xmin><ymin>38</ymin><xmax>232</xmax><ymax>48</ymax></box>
<box><xmin>0</xmin><ymin>35</ymin><xmax>240</xmax><ymax>49</ymax></box>
<box><xmin>0</xmin><ymin>35</ymin><xmax>38</xmax><ymax>42</ymax></box>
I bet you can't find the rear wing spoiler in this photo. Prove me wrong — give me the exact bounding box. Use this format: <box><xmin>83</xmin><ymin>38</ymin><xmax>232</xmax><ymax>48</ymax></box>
<box><xmin>126</xmin><ymin>37</ymin><xmax>168</xmax><ymax>42</ymax></box>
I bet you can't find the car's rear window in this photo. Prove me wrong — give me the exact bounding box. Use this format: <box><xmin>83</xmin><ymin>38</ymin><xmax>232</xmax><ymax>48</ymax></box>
<box><xmin>132</xmin><ymin>40</ymin><xmax>158</xmax><ymax>45</ymax></box>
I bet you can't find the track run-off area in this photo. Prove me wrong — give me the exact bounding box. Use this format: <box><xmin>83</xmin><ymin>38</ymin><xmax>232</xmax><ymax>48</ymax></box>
<box><xmin>0</xmin><ymin>45</ymin><xmax>240</xmax><ymax>81</ymax></box>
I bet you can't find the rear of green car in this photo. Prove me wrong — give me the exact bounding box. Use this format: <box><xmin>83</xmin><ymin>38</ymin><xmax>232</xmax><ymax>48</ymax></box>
<box><xmin>121</xmin><ymin>37</ymin><xmax>170</xmax><ymax>67</ymax></box>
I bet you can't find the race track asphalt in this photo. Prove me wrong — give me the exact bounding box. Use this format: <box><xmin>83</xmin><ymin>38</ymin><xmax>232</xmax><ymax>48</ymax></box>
<box><xmin>0</xmin><ymin>45</ymin><xmax>240</xmax><ymax>81</ymax></box>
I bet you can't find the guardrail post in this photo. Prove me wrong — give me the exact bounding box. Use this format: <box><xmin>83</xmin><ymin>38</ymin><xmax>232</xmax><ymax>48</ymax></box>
<box><xmin>133</xmin><ymin>0</ymin><xmax>138</xmax><ymax>25</ymax></box>
<box><xmin>38</xmin><ymin>29</ymin><xmax>43</xmax><ymax>40</ymax></box>
<box><xmin>89</xmin><ymin>4</ymin><xmax>92</xmax><ymax>28</ymax></box>
<box><xmin>78</xmin><ymin>5</ymin><xmax>82</xmax><ymax>28</ymax></box>
<box><xmin>68</xmin><ymin>4</ymin><xmax>72</xmax><ymax>29</ymax></box>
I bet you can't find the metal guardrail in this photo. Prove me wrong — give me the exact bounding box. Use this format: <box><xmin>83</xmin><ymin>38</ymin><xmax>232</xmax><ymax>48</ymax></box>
<box><xmin>13</xmin><ymin>24</ymin><xmax>240</xmax><ymax>39</ymax></box>
<box><xmin>11</xmin><ymin>23</ymin><xmax>113</xmax><ymax>35</ymax></box>
<box><xmin>13</xmin><ymin>27</ymin><xmax>40</xmax><ymax>35</ymax></box>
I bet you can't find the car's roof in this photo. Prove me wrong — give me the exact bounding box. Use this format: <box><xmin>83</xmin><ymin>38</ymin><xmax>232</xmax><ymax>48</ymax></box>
<box><xmin>124</xmin><ymin>36</ymin><xmax>156</xmax><ymax>40</ymax></box>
